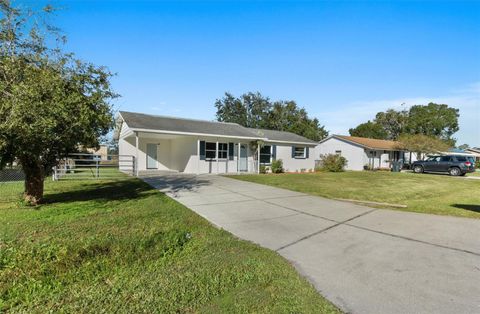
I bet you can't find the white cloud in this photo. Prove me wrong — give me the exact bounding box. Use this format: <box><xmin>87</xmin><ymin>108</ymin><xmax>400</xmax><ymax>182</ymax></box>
<box><xmin>317</xmin><ymin>82</ymin><xmax>480</xmax><ymax>146</ymax></box>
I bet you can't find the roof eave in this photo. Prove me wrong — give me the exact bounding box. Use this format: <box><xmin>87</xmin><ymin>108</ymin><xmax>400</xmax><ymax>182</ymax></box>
<box><xmin>130</xmin><ymin>127</ymin><xmax>267</xmax><ymax>140</ymax></box>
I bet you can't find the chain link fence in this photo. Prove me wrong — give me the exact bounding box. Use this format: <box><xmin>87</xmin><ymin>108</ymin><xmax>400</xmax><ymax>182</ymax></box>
<box><xmin>0</xmin><ymin>165</ymin><xmax>25</xmax><ymax>202</ymax></box>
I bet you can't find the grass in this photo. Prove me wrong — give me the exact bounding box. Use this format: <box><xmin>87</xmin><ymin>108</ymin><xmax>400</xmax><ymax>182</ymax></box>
<box><xmin>467</xmin><ymin>170</ymin><xmax>480</xmax><ymax>177</ymax></box>
<box><xmin>0</xmin><ymin>175</ymin><xmax>339</xmax><ymax>313</ymax></box>
<box><xmin>227</xmin><ymin>171</ymin><xmax>480</xmax><ymax>219</ymax></box>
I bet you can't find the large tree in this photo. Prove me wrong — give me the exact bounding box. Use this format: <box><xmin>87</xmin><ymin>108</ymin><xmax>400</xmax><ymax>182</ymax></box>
<box><xmin>0</xmin><ymin>2</ymin><xmax>117</xmax><ymax>205</ymax></box>
<box><xmin>349</xmin><ymin>103</ymin><xmax>459</xmax><ymax>143</ymax></box>
<box><xmin>374</xmin><ymin>108</ymin><xmax>408</xmax><ymax>140</ymax></box>
<box><xmin>215</xmin><ymin>92</ymin><xmax>328</xmax><ymax>141</ymax></box>
<box><xmin>405</xmin><ymin>102</ymin><xmax>459</xmax><ymax>143</ymax></box>
<box><xmin>349</xmin><ymin>120</ymin><xmax>388</xmax><ymax>139</ymax></box>
<box><xmin>215</xmin><ymin>92</ymin><xmax>271</xmax><ymax>128</ymax></box>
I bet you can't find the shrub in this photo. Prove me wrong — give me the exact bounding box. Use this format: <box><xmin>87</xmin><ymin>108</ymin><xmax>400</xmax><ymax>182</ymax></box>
<box><xmin>271</xmin><ymin>159</ymin><xmax>284</xmax><ymax>173</ymax></box>
<box><xmin>476</xmin><ymin>160</ymin><xmax>480</xmax><ymax>169</ymax></box>
<box><xmin>259</xmin><ymin>165</ymin><xmax>267</xmax><ymax>174</ymax></box>
<box><xmin>319</xmin><ymin>154</ymin><xmax>348</xmax><ymax>172</ymax></box>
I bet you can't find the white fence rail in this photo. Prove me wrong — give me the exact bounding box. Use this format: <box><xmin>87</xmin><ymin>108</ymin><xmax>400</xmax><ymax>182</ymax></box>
<box><xmin>53</xmin><ymin>153</ymin><xmax>135</xmax><ymax>180</ymax></box>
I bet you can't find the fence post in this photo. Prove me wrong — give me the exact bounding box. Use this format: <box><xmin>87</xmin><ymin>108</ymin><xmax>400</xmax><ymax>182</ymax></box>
<box><xmin>96</xmin><ymin>157</ymin><xmax>99</xmax><ymax>178</ymax></box>
<box><xmin>133</xmin><ymin>156</ymin><xmax>136</xmax><ymax>176</ymax></box>
<box><xmin>53</xmin><ymin>166</ymin><xmax>57</xmax><ymax>181</ymax></box>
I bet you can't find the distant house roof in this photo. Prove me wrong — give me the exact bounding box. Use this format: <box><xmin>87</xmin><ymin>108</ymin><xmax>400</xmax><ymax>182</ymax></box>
<box><xmin>466</xmin><ymin>147</ymin><xmax>480</xmax><ymax>153</ymax></box>
<box><xmin>117</xmin><ymin>111</ymin><xmax>316</xmax><ymax>145</ymax></box>
<box><xmin>324</xmin><ymin>135</ymin><xmax>401</xmax><ymax>151</ymax></box>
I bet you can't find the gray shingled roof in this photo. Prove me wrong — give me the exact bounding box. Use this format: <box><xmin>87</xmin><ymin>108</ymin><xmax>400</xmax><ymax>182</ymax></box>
<box><xmin>248</xmin><ymin>128</ymin><xmax>317</xmax><ymax>144</ymax></box>
<box><xmin>119</xmin><ymin>111</ymin><xmax>261</xmax><ymax>139</ymax></box>
<box><xmin>119</xmin><ymin>111</ymin><xmax>317</xmax><ymax>144</ymax></box>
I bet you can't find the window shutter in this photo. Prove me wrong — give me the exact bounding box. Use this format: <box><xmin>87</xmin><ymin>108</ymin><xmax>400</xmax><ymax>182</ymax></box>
<box><xmin>272</xmin><ymin>145</ymin><xmax>277</xmax><ymax>160</ymax></box>
<box><xmin>228</xmin><ymin>143</ymin><xmax>234</xmax><ymax>160</ymax></box>
<box><xmin>306</xmin><ymin>147</ymin><xmax>309</xmax><ymax>158</ymax></box>
<box><xmin>291</xmin><ymin>146</ymin><xmax>295</xmax><ymax>158</ymax></box>
<box><xmin>200</xmin><ymin>141</ymin><xmax>206</xmax><ymax>160</ymax></box>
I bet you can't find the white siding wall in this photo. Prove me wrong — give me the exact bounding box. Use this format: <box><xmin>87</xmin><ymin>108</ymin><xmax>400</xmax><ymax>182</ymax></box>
<box><xmin>274</xmin><ymin>144</ymin><xmax>316</xmax><ymax>172</ymax></box>
<box><xmin>118</xmin><ymin>132</ymin><xmax>316</xmax><ymax>174</ymax></box>
<box><xmin>316</xmin><ymin>138</ymin><xmax>366</xmax><ymax>170</ymax></box>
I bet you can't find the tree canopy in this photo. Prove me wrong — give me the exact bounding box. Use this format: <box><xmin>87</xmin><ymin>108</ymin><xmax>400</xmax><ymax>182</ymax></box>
<box><xmin>348</xmin><ymin>120</ymin><xmax>387</xmax><ymax>139</ymax></box>
<box><xmin>349</xmin><ymin>103</ymin><xmax>459</xmax><ymax>144</ymax></box>
<box><xmin>215</xmin><ymin>92</ymin><xmax>328</xmax><ymax>141</ymax></box>
<box><xmin>395</xmin><ymin>134</ymin><xmax>451</xmax><ymax>155</ymax></box>
<box><xmin>0</xmin><ymin>2</ymin><xmax>117</xmax><ymax>204</ymax></box>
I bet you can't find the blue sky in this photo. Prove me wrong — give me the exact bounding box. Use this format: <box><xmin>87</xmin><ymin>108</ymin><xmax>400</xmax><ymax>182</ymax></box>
<box><xmin>27</xmin><ymin>0</ymin><xmax>480</xmax><ymax>145</ymax></box>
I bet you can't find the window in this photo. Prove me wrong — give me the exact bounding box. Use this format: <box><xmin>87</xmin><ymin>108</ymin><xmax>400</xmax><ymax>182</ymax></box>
<box><xmin>426</xmin><ymin>156</ymin><xmax>441</xmax><ymax>162</ymax></box>
<box><xmin>205</xmin><ymin>142</ymin><xmax>228</xmax><ymax>159</ymax></box>
<box><xmin>440</xmin><ymin>156</ymin><xmax>452</xmax><ymax>162</ymax></box>
<box><xmin>335</xmin><ymin>150</ymin><xmax>342</xmax><ymax>155</ymax></box>
<box><xmin>205</xmin><ymin>142</ymin><xmax>216</xmax><ymax>159</ymax></box>
<box><xmin>456</xmin><ymin>156</ymin><xmax>467</xmax><ymax>162</ymax></box>
<box><xmin>260</xmin><ymin>145</ymin><xmax>272</xmax><ymax>164</ymax></box>
<box><xmin>294</xmin><ymin>146</ymin><xmax>306</xmax><ymax>158</ymax></box>
<box><xmin>218</xmin><ymin>143</ymin><xmax>228</xmax><ymax>159</ymax></box>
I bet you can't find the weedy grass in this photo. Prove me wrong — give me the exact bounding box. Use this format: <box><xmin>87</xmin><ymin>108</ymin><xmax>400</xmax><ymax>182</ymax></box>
<box><xmin>0</xmin><ymin>175</ymin><xmax>339</xmax><ymax>313</ymax></box>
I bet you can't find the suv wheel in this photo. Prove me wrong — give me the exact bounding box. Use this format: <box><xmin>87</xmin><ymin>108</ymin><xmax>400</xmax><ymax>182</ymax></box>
<box><xmin>449</xmin><ymin>167</ymin><xmax>461</xmax><ymax>176</ymax></box>
<box><xmin>413</xmin><ymin>165</ymin><xmax>423</xmax><ymax>173</ymax></box>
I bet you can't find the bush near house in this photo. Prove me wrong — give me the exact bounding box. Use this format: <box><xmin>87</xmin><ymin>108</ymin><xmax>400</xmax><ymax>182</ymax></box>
<box><xmin>271</xmin><ymin>159</ymin><xmax>284</xmax><ymax>173</ymax></box>
<box><xmin>318</xmin><ymin>154</ymin><xmax>348</xmax><ymax>172</ymax></box>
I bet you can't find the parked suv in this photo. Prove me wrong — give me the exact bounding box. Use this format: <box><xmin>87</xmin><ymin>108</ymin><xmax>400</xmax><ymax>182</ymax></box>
<box><xmin>412</xmin><ymin>155</ymin><xmax>476</xmax><ymax>176</ymax></box>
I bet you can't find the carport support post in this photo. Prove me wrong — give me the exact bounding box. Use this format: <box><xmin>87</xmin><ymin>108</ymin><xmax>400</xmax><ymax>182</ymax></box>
<box><xmin>196</xmin><ymin>139</ymin><xmax>200</xmax><ymax>175</ymax></box>
<box><xmin>237</xmin><ymin>142</ymin><xmax>240</xmax><ymax>173</ymax></box>
<box><xmin>135</xmin><ymin>131</ymin><xmax>139</xmax><ymax>176</ymax></box>
<box><xmin>257</xmin><ymin>143</ymin><xmax>260</xmax><ymax>174</ymax></box>
<box><xmin>216</xmin><ymin>141</ymin><xmax>219</xmax><ymax>174</ymax></box>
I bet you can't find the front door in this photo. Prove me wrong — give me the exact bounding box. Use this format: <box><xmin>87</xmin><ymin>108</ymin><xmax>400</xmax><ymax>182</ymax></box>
<box><xmin>146</xmin><ymin>143</ymin><xmax>158</xmax><ymax>169</ymax></box>
<box><xmin>239</xmin><ymin>144</ymin><xmax>248</xmax><ymax>172</ymax></box>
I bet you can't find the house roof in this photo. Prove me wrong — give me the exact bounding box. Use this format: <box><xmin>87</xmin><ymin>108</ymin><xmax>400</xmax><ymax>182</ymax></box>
<box><xmin>119</xmin><ymin>111</ymin><xmax>260</xmax><ymax>139</ymax></box>
<box><xmin>329</xmin><ymin>135</ymin><xmax>401</xmax><ymax>150</ymax></box>
<box><xmin>118</xmin><ymin>111</ymin><xmax>316</xmax><ymax>145</ymax></box>
<box><xmin>248</xmin><ymin>128</ymin><xmax>318</xmax><ymax>145</ymax></box>
<box><xmin>466</xmin><ymin>147</ymin><xmax>480</xmax><ymax>153</ymax></box>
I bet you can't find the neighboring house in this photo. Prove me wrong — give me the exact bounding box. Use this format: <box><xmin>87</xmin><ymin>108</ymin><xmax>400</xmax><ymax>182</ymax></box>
<box><xmin>316</xmin><ymin>135</ymin><xmax>406</xmax><ymax>171</ymax></box>
<box><xmin>465</xmin><ymin>147</ymin><xmax>480</xmax><ymax>162</ymax></box>
<box><xmin>114</xmin><ymin>111</ymin><xmax>317</xmax><ymax>175</ymax></box>
<box><xmin>85</xmin><ymin>145</ymin><xmax>109</xmax><ymax>160</ymax></box>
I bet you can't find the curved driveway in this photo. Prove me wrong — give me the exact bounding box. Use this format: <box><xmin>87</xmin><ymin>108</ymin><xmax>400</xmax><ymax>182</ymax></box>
<box><xmin>142</xmin><ymin>174</ymin><xmax>480</xmax><ymax>314</ymax></box>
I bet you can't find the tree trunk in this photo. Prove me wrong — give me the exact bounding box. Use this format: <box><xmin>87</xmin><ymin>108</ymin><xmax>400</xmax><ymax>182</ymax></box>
<box><xmin>23</xmin><ymin>162</ymin><xmax>45</xmax><ymax>205</ymax></box>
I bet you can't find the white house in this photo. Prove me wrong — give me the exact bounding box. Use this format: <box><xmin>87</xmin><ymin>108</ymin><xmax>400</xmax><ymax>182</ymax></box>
<box><xmin>316</xmin><ymin>135</ymin><xmax>406</xmax><ymax>171</ymax></box>
<box><xmin>114</xmin><ymin>111</ymin><xmax>317</xmax><ymax>175</ymax></box>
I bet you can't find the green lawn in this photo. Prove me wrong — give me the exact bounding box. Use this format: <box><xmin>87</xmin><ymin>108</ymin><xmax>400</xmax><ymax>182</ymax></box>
<box><xmin>467</xmin><ymin>170</ymin><xmax>480</xmax><ymax>177</ymax></box>
<box><xmin>0</xmin><ymin>176</ymin><xmax>338</xmax><ymax>313</ymax></box>
<box><xmin>228</xmin><ymin>171</ymin><xmax>480</xmax><ymax>219</ymax></box>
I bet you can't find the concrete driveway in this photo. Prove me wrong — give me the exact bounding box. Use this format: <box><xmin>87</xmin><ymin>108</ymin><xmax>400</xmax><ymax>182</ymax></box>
<box><xmin>142</xmin><ymin>174</ymin><xmax>480</xmax><ymax>314</ymax></box>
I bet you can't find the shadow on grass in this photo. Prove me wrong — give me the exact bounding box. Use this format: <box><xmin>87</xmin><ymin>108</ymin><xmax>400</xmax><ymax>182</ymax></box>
<box><xmin>452</xmin><ymin>204</ymin><xmax>480</xmax><ymax>213</ymax></box>
<box><xmin>44</xmin><ymin>180</ymin><xmax>154</xmax><ymax>204</ymax></box>
<box><xmin>44</xmin><ymin>175</ymin><xmax>213</xmax><ymax>204</ymax></box>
